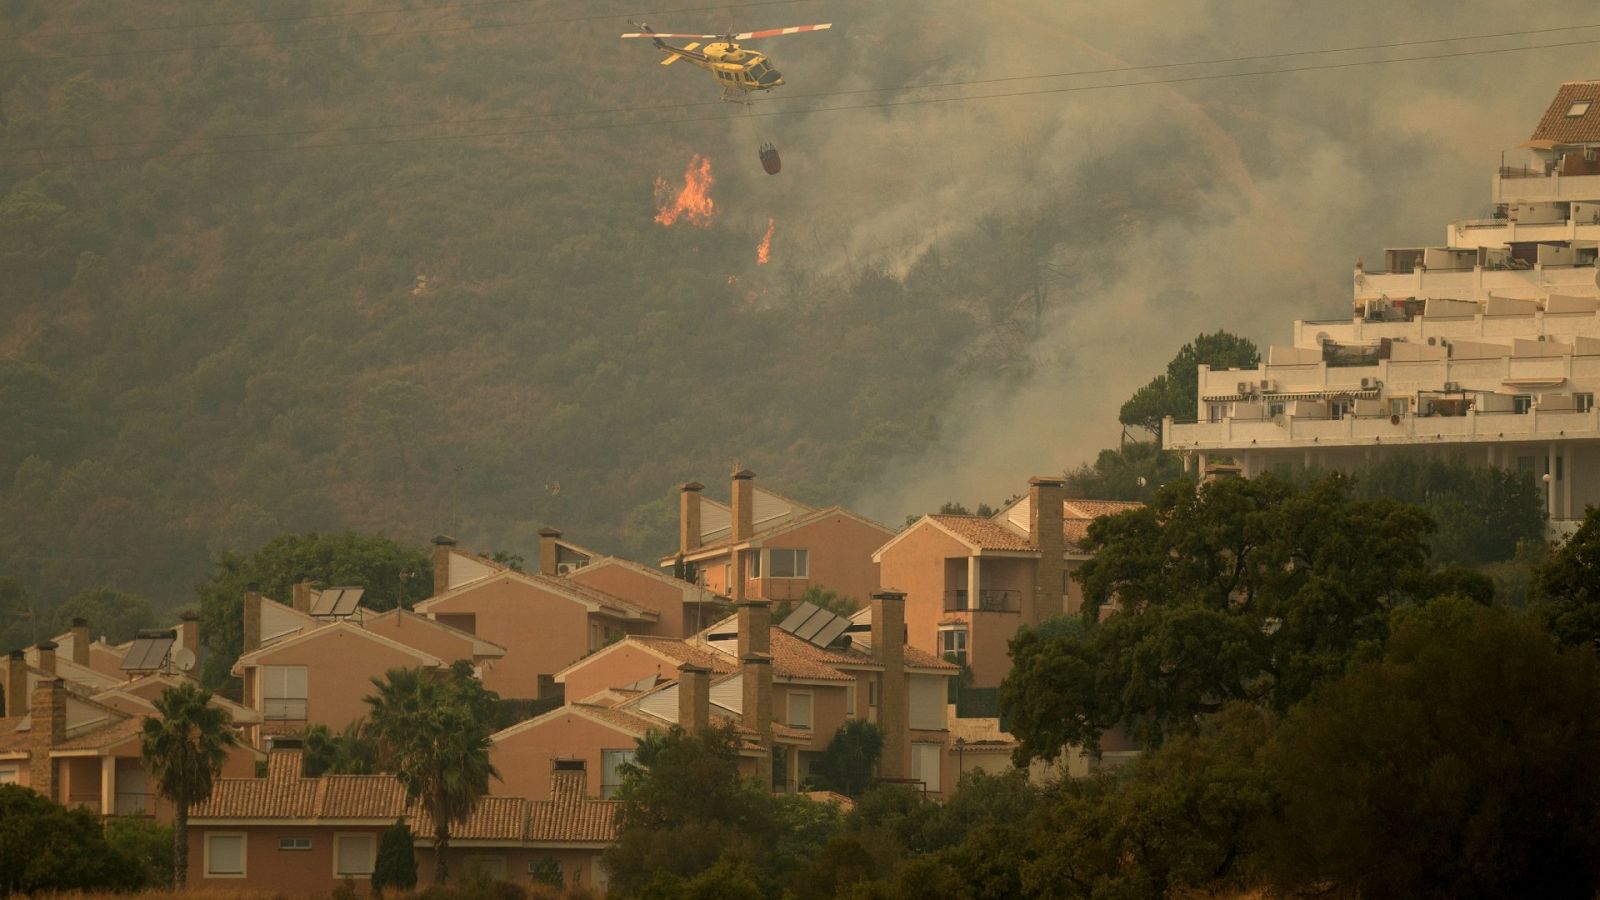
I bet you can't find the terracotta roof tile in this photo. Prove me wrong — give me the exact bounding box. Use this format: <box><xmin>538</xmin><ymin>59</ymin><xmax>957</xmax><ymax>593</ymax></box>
<box><xmin>929</xmin><ymin>515</ymin><xmax>1033</xmax><ymax>551</ymax></box>
<box><xmin>1531</xmin><ymin>81</ymin><xmax>1600</xmax><ymax>145</ymax></box>
<box><xmin>630</xmin><ymin>636</ymin><xmax>737</xmax><ymax>674</ymax></box>
<box><xmin>526</xmin><ymin>770</ymin><xmax>617</xmax><ymax>843</ymax></box>
<box><xmin>320</xmin><ymin>775</ymin><xmax>408</xmax><ymax>818</ymax></box>
<box><xmin>413</xmin><ymin>796</ymin><xmax>528</xmax><ymax>842</ymax></box>
<box><xmin>767</xmin><ymin>630</ymin><xmax>855</xmax><ymax>681</ymax></box>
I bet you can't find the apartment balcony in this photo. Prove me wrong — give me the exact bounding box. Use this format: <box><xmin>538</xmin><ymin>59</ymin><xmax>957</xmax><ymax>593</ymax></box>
<box><xmin>943</xmin><ymin>589</ymin><xmax>1021</xmax><ymax>613</ymax></box>
<box><xmin>1293</xmin><ymin>309</ymin><xmax>1600</xmax><ymax>349</ymax></box>
<box><xmin>1165</xmin><ymin>407</ymin><xmax>1600</xmax><ymax>452</ymax></box>
<box><xmin>1494</xmin><ymin>169</ymin><xmax>1600</xmax><ymax>204</ymax></box>
<box><xmin>1354</xmin><ymin>263</ymin><xmax>1600</xmax><ymax>303</ymax></box>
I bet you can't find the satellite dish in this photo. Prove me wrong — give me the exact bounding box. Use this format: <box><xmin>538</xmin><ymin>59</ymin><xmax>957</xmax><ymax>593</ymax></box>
<box><xmin>170</xmin><ymin>647</ymin><xmax>197</xmax><ymax>672</ymax></box>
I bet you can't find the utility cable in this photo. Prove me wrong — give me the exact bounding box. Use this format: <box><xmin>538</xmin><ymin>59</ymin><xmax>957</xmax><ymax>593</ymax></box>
<box><xmin>10</xmin><ymin>33</ymin><xmax>1600</xmax><ymax>169</ymax></box>
<box><xmin>8</xmin><ymin>21</ymin><xmax>1600</xmax><ymax>156</ymax></box>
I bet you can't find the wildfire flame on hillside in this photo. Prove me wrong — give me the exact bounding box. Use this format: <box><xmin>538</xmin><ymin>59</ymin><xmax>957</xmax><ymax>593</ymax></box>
<box><xmin>654</xmin><ymin>155</ymin><xmax>716</xmax><ymax>227</ymax></box>
<box><xmin>756</xmin><ymin>218</ymin><xmax>775</xmax><ymax>265</ymax></box>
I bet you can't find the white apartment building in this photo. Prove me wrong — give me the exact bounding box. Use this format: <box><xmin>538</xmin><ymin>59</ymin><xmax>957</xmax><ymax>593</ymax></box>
<box><xmin>1165</xmin><ymin>81</ymin><xmax>1600</xmax><ymax>531</ymax></box>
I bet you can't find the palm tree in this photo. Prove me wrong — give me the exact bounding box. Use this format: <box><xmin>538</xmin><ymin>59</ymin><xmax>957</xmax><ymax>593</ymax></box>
<box><xmin>140</xmin><ymin>682</ymin><xmax>239</xmax><ymax>889</ymax></box>
<box><xmin>366</xmin><ymin>662</ymin><xmax>498</xmax><ymax>884</ymax></box>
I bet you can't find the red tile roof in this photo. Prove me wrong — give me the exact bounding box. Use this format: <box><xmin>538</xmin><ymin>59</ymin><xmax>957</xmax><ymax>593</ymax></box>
<box><xmin>628</xmin><ymin>636</ymin><xmax>738</xmax><ymax>674</ymax></box>
<box><xmin>413</xmin><ymin>796</ymin><xmax>529</xmax><ymax>842</ymax></box>
<box><xmin>526</xmin><ymin>771</ymin><xmax>617</xmax><ymax>843</ymax></box>
<box><xmin>928</xmin><ymin>515</ymin><xmax>1032</xmax><ymax>551</ymax></box>
<box><xmin>1531</xmin><ymin>81</ymin><xmax>1600</xmax><ymax>145</ymax></box>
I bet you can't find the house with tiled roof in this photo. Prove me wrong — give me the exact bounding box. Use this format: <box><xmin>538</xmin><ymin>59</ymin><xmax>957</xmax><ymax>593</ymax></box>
<box><xmin>515</xmin><ymin>592</ymin><xmax>958</xmax><ymax>797</ymax></box>
<box><xmin>660</xmin><ymin>469</ymin><xmax>896</xmax><ymax>606</ymax></box>
<box><xmin>875</xmin><ymin>476</ymin><xmax>1142</xmax><ymax>689</ymax></box>
<box><xmin>566</xmin><ymin>554</ymin><xmax>728</xmax><ymax>638</ymax></box>
<box><xmin>417</xmin><ymin>534</ymin><xmax>664</xmax><ymax>702</ymax></box>
<box><xmin>186</xmin><ymin>750</ymin><xmax>617</xmax><ymax>894</ymax></box>
<box><xmin>0</xmin><ymin>673</ymin><xmax>259</xmax><ymax>816</ymax></box>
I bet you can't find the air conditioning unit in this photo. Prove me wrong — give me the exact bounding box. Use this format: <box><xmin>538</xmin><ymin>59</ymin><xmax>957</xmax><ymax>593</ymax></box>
<box><xmin>1444</xmin><ymin>381</ymin><xmax>1460</xmax><ymax>392</ymax></box>
<box><xmin>1538</xmin><ymin>335</ymin><xmax>1549</xmax><ymax>342</ymax></box>
<box><xmin>1259</xmin><ymin>379</ymin><xmax>1277</xmax><ymax>393</ymax></box>
<box><xmin>1237</xmin><ymin>381</ymin><xmax>1252</xmax><ymax>394</ymax></box>
<box><xmin>1360</xmin><ymin>377</ymin><xmax>1375</xmax><ymax>389</ymax></box>
<box><xmin>1427</xmin><ymin>337</ymin><xmax>1437</xmax><ymax>346</ymax></box>
<box><xmin>556</xmin><ymin>562</ymin><xmax>582</xmax><ymax>575</ymax></box>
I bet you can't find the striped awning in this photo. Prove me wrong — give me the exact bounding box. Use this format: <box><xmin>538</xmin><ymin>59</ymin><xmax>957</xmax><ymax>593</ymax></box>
<box><xmin>1202</xmin><ymin>389</ymin><xmax>1380</xmax><ymax>402</ymax></box>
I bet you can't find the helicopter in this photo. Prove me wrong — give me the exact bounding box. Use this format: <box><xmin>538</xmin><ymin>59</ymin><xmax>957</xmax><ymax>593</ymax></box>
<box><xmin>620</xmin><ymin>22</ymin><xmax>832</xmax><ymax>104</ymax></box>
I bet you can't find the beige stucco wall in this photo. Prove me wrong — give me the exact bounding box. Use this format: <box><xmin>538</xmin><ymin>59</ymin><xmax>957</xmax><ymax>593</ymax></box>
<box><xmin>361</xmin><ymin>614</ymin><xmax>478</xmax><ymax>664</ymax></box>
<box><xmin>561</xmin><ymin>645</ymin><xmax>683</xmax><ymax>703</ymax></box>
<box><xmin>489</xmin><ymin>711</ymin><xmax>642</xmax><ymax>803</ymax></box>
<box><xmin>424</xmin><ymin>577</ymin><xmax>595</xmax><ymax>700</ymax></box>
<box><xmin>570</xmin><ymin>565</ymin><xmax>692</xmax><ymax>637</ymax></box>
<box><xmin>755</xmin><ymin>515</ymin><xmax>891</xmax><ymax>605</ymax></box>
<box><xmin>251</xmin><ymin>629</ymin><xmax>433</xmax><ymax>739</ymax></box>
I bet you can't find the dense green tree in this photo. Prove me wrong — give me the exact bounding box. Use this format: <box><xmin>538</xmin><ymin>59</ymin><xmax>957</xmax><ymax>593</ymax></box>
<box><xmin>1539</xmin><ymin>506</ymin><xmax>1600</xmax><ymax>648</ymax></box>
<box><xmin>606</xmin><ymin>724</ymin><xmax>808</xmax><ymax>896</ymax></box>
<box><xmin>1002</xmin><ymin>473</ymin><xmax>1440</xmax><ymax>756</ymax></box>
<box><xmin>371</xmin><ymin>818</ymin><xmax>419</xmax><ymax>897</ymax></box>
<box><xmin>807</xmin><ymin>721</ymin><xmax>885</xmax><ymax>797</ymax></box>
<box><xmin>1265</xmin><ymin>597</ymin><xmax>1600</xmax><ymax>898</ymax></box>
<box><xmin>1347</xmin><ymin>453</ymin><xmax>1544</xmax><ymax>565</ymax></box>
<box><xmin>47</xmin><ymin>587</ymin><xmax>158</xmax><ymax>644</ymax></box>
<box><xmin>196</xmin><ymin>531</ymin><xmax>433</xmax><ymax>686</ymax></box>
<box><xmin>301</xmin><ymin>720</ymin><xmax>379</xmax><ymax>777</ymax></box>
<box><xmin>365</xmin><ymin>662</ymin><xmax>499</xmax><ymax>885</ymax></box>
<box><xmin>139</xmin><ymin>682</ymin><xmax>240</xmax><ymax>889</ymax></box>
<box><xmin>1119</xmin><ymin>332</ymin><xmax>1260</xmax><ymax>437</ymax></box>
<box><xmin>1063</xmin><ymin>440</ymin><xmax>1184</xmax><ymax>503</ymax></box>
<box><xmin>103</xmin><ymin>817</ymin><xmax>175</xmax><ymax>890</ymax></box>
<box><xmin>0</xmin><ymin>785</ymin><xmax>145</xmax><ymax>895</ymax></box>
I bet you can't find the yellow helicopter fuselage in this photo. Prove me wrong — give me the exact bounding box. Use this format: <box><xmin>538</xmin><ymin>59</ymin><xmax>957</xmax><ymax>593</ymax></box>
<box><xmin>660</xmin><ymin>41</ymin><xmax>785</xmax><ymax>94</ymax></box>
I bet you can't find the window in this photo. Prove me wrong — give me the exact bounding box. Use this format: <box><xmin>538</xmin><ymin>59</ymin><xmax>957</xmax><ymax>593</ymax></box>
<box><xmin>261</xmin><ymin>665</ymin><xmax>307</xmax><ymax>720</ymax></box>
<box><xmin>1268</xmin><ymin>402</ymin><xmax>1286</xmax><ymax>418</ymax></box>
<box><xmin>1387</xmin><ymin>398</ymin><xmax>1408</xmax><ymax>417</ymax></box>
<box><xmin>768</xmin><ymin>549</ymin><xmax>808</xmax><ymax>578</ymax></box>
<box><xmin>787</xmin><ymin>691</ymin><xmax>813</xmax><ymax>729</ymax></box>
<box><xmin>0</xmin><ymin>767</ymin><xmax>16</xmax><ymax>785</ymax></box>
<box><xmin>601</xmin><ymin>749</ymin><xmax>635</xmax><ymax>799</ymax></box>
<box><xmin>1578</xmin><ymin>393</ymin><xmax>1595</xmax><ymax>413</ymax></box>
<box><xmin>742</xmin><ymin>549</ymin><xmax>762</xmax><ymax>579</ymax></box>
<box><xmin>1514</xmin><ymin>394</ymin><xmax>1534</xmax><ymax>414</ymax></box>
<box><xmin>464</xmin><ymin>857</ymin><xmax>507</xmax><ymax>881</ymax></box>
<box><xmin>204</xmin><ymin>833</ymin><xmax>246</xmax><ymax>878</ymax></box>
<box><xmin>911</xmin><ymin>743</ymin><xmax>942</xmax><ymax>792</ymax></box>
<box><xmin>1329</xmin><ymin>398</ymin><xmax>1352</xmax><ymax>420</ymax></box>
<box><xmin>938</xmin><ymin>628</ymin><xmax>968</xmax><ymax>666</ymax></box>
<box><xmin>846</xmin><ymin>680</ymin><xmax>857</xmax><ymax>717</ymax></box>
<box><xmin>868</xmin><ymin>679</ymin><xmax>879</xmax><ymax>708</ymax></box>
<box><xmin>554</xmin><ymin>758</ymin><xmax>587</xmax><ymax>772</ymax></box>
<box><xmin>334</xmin><ymin>834</ymin><xmax>376</xmax><ymax>878</ymax></box>
<box><xmin>278</xmin><ymin>837</ymin><xmax>312</xmax><ymax>851</ymax></box>
<box><xmin>1568</xmin><ymin>100</ymin><xmax>1592</xmax><ymax>117</ymax></box>
<box><xmin>1206</xmin><ymin>402</ymin><xmax>1228</xmax><ymax>423</ymax></box>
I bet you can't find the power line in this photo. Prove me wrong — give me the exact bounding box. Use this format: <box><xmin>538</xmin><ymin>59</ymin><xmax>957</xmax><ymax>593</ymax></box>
<box><xmin>8</xmin><ymin>22</ymin><xmax>1599</xmax><ymax>157</ymax></box>
<box><xmin>0</xmin><ymin>0</ymin><xmax>814</xmax><ymax>63</ymax></box>
<box><xmin>12</xmin><ymin>34</ymin><xmax>1600</xmax><ymax>170</ymax></box>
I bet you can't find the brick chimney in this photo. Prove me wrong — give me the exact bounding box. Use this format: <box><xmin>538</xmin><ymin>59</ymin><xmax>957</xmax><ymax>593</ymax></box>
<box><xmin>69</xmin><ymin>618</ymin><xmax>90</xmax><ymax>667</ymax></box>
<box><xmin>538</xmin><ymin>527</ymin><xmax>562</xmax><ymax>577</ymax></box>
<box><xmin>292</xmin><ymin>575</ymin><xmax>315</xmax><ymax>614</ymax></box>
<box><xmin>731</xmin><ymin>469</ymin><xmax>755</xmax><ymax>541</ymax></box>
<box><xmin>431</xmin><ymin>535</ymin><xmax>457</xmax><ymax>596</ymax></box>
<box><xmin>1029</xmin><ymin>475</ymin><xmax>1067</xmax><ymax>622</ymax></box>
<box><xmin>677</xmin><ymin>664</ymin><xmax>711</xmax><ymax>734</ymax></box>
<box><xmin>736</xmin><ymin>599</ymin><xmax>771</xmax><ymax>660</ymax></box>
<box><xmin>178</xmin><ymin>611</ymin><xmax>200</xmax><ymax>662</ymax></box>
<box><xmin>741</xmin><ymin>652</ymin><xmax>774</xmax><ymax>756</ymax></box>
<box><xmin>6</xmin><ymin>650</ymin><xmax>26</xmax><ymax>718</ymax></box>
<box><xmin>679</xmin><ymin>482</ymin><xmax>705</xmax><ymax>555</ymax></box>
<box><xmin>243</xmin><ymin>584</ymin><xmax>263</xmax><ymax>654</ymax></box>
<box><xmin>36</xmin><ymin>641</ymin><xmax>56</xmax><ymax>678</ymax></box>
<box><xmin>871</xmin><ymin>590</ymin><xmax>907</xmax><ymax>779</ymax></box>
<box><xmin>30</xmin><ymin>678</ymin><xmax>66</xmax><ymax>799</ymax></box>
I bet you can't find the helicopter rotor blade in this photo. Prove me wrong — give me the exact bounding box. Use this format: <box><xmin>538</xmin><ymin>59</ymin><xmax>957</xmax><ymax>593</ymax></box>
<box><xmin>731</xmin><ymin>23</ymin><xmax>832</xmax><ymax>40</ymax></box>
<box><xmin>621</xmin><ymin>31</ymin><xmax>725</xmax><ymax>39</ymax></box>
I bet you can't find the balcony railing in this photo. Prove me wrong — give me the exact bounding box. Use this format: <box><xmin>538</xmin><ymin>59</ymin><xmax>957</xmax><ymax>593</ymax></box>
<box><xmin>115</xmin><ymin>792</ymin><xmax>156</xmax><ymax>817</ymax></box>
<box><xmin>943</xmin><ymin>589</ymin><xmax>1021</xmax><ymax>613</ymax></box>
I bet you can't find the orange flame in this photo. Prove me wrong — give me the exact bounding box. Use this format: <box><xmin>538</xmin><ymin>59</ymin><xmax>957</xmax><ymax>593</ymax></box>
<box><xmin>654</xmin><ymin>155</ymin><xmax>716</xmax><ymax>227</ymax></box>
<box><xmin>756</xmin><ymin>218</ymin><xmax>775</xmax><ymax>265</ymax></box>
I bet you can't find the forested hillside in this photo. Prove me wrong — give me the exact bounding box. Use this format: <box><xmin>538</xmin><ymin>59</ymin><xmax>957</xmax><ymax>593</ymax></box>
<box><xmin>1</xmin><ymin>0</ymin><xmax>1589</xmax><ymax>614</ymax></box>
<box><xmin>0</xmin><ymin>0</ymin><xmax>1237</xmax><ymax>610</ymax></box>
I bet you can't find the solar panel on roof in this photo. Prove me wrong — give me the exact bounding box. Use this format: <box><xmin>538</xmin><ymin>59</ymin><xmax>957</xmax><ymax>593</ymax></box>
<box><xmin>310</xmin><ymin>587</ymin><xmax>365</xmax><ymax>617</ymax></box>
<box><xmin>812</xmin><ymin>617</ymin><xmax>851</xmax><ymax>649</ymax></box>
<box><xmin>625</xmin><ymin>674</ymin><xmax>660</xmax><ymax>691</ymax></box>
<box><xmin>120</xmin><ymin>632</ymin><xmax>175</xmax><ymax>671</ymax></box>
<box><xmin>777</xmin><ymin>602</ymin><xmax>819</xmax><ymax>634</ymax></box>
